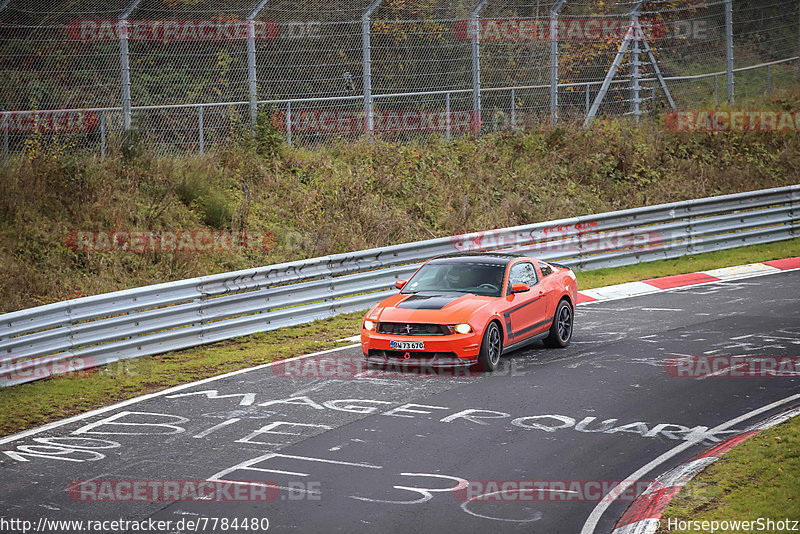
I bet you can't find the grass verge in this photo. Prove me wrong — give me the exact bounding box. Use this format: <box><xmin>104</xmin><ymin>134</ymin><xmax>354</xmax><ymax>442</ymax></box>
<box><xmin>658</xmin><ymin>416</ymin><xmax>800</xmax><ymax>533</ymax></box>
<box><xmin>1</xmin><ymin>236</ymin><xmax>799</xmax><ymax>437</ymax></box>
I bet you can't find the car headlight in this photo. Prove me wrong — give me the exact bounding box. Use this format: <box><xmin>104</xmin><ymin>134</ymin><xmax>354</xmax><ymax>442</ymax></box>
<box><xmin>363</xmin><ymin>320</ymin><xmax>376</xmax><ymax>331</ymax></box>
<box><xmin>452</xmin><ymin>323</ymin><xmax>473</xmax><ymax>334</ymax></box>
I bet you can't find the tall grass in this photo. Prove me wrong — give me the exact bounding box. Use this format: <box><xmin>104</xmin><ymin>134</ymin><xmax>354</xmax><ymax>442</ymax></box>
<box><xmin>1</xmin><ymin>102</ymin><xmax>799</xmax><ymax>313</ymax></box>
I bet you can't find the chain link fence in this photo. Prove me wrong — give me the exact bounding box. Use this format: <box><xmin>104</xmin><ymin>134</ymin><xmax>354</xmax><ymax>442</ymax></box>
<box><xmin>1</xmin><ymin>0</ymin><xmax>799</xmax><ymax>157</ymax></box>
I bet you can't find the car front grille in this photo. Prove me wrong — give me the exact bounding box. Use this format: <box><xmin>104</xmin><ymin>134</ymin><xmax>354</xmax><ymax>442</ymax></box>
<box><xmin>376</xmin><ymin>322</ymin><xmax>450</xmax><ymax>336</ymax></box>
<box><xmin>368</xmin><ymin>349</ymin><xmax>458</xmax><ymax>359</ymax></box>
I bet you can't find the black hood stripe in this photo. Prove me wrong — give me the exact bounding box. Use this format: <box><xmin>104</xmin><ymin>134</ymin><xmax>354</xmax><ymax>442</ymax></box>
<box><xmin>395</xmin><ymin>294</ymin><xmax>464</xmax><ymax>310</ymax></box>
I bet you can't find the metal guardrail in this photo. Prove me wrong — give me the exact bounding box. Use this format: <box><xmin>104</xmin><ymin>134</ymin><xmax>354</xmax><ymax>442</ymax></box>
<box><xmin>1</xmin><ymin>184</ymin><xmax>798</xmax><ymax>387</ymax></box>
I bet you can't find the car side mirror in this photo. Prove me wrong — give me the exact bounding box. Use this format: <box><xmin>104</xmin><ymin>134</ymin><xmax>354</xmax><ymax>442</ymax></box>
<box><xmin>511</xmin><ymin>283</ymin><xmax>531</xmax><ymax>293</ymax></box>
<box><xmin>395</xmin><ymin>280</ymin><xmax>407</xmax><ymax>290</ymax></box>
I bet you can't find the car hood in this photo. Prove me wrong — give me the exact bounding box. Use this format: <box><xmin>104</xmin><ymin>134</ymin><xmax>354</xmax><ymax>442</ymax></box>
<box><xmin>372</xmin><ymin>292</ymin><xmax>494</xmax><ymax>324</ymax></box>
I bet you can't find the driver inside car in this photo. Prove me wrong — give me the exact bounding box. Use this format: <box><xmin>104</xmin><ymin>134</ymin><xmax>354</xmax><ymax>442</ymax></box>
<box><xmin>444</xmin><ymin>266</ymin><xmax>475</xmax><ymax>290</ymax></box>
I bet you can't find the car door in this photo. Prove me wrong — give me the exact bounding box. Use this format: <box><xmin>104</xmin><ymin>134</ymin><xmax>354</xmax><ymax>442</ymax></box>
<box><xmin>537</xmin><ymin>261</ymin><xmax>557</xmax><ymax>320</ymax></box>
<box><xmin>502</xmin><ymin>261</ymin><xmax>548</xmax><ymax>345</ymax></box>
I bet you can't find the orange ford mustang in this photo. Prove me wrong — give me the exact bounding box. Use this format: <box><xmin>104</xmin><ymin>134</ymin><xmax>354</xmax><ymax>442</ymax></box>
<box><xmin>361</xmin><ymin>252</ymin><xmax>578</xmax><ymax>371</ymax></box>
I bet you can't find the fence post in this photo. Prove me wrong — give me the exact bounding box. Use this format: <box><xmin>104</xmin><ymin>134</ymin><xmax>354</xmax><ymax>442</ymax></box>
<box><xmin>651</xmin><ymin>82</ymin><xmax>656</xmax><ymax>113</ymax></box>
<box><xmin>3</xmin><ymin>122</ymin><xmax>8</xmax><ymax>167</ymax></box>
<box><xmin>100</xmin><ymin>111</ymin><xmax>106</xmax><ymax>159</ymax></box>
<box><xmin>362</xmin><ymin>0</ymin><xmax>383</xmax><ymax>141</ymax></box>
<box><xmin>247</xmin><ymin>22</ymin><xmax>258</xmax><ymax>128</ymax></box>
<box><xmin>585</xmin><ymin>84</ymin><xmax>590</xmax><ymax>116</ymax></box>
<box><xmin>714</xmin><ymin>74</ymin><xmax>719</xmax><ymax>109</ymax></box>
<box><xmin>445</xmin><ymin>92</ymin><xmax>451</xmax><ymax>141</ymax></box>
<box><xmin>766</xmin><ymin>64</ymin><xmax>771</xmax><ymax>97</ymax></box>
<box><xmin>119</xmin><ymin>21</ymin><xmax>132</xmax><ymax>130</ymax></box>
<box><xmin>630</xmin><ymin>10</ymin><xmax>642</xmax><ymax>122</ymax></box>
<box><xmin>510</xmin><ymin>88</ymin><xmax>516</xmax><ymax>128</ymax></box>
<box><xmin>198</xmin><ymin>106</ymin><xmax>204</xmax><ymax>155</ymax></box>
<box><xmin>285</xmin><ymin>101</ymin><xmax>292</xmax><ymax>146</ymax></box>
<box><xmin>118</xmin><ymin>0</ymin><xmax>141</xmax><ymax>131</ymax></box>
<box><xmin>247</xmin><ymin>1</ymin><xmax>270</xmax><ymax>129</ymax></box>
<box><xmin>471</xmin><ymin>0</ymin><xmax>489</xmax><ymax>136</ymax></box>
<box><xmin>725</xmin><ymin>0</ymin><xmax>734</xmax><ymax>104</ymax></box>
<box><xmin>584</xmin><ymin>1</ymin><xmax>643</xmax><ymax>128</ymax></box>
<box><xmin>550</xmin><ymin>0</ymin><xmax>567</xmax><ymax>124</ymax></box>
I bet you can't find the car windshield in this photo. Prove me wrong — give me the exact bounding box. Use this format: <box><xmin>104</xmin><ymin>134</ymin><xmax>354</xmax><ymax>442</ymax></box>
<box><xmin>401</xmin><ymin>261</ymin><xmax>506</xmax><ymax>297</ymax></box>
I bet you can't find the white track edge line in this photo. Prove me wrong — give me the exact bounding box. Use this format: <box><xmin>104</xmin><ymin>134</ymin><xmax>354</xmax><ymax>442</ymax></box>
<box><xmin>579</xmin><ymin>393</ymin><xmax>800</xmax><ymax>534</ymax></box>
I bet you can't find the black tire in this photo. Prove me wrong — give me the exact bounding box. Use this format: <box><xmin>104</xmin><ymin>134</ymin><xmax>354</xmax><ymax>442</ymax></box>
<box><xmin>477</xmin><ymin>322</ymin><xmax>502</xmax><ymax>372</ymax></box>
<box><xmin>543</xmin><ymin>300</ymin><xmax>573</xmax><ymax>348</ymax></box>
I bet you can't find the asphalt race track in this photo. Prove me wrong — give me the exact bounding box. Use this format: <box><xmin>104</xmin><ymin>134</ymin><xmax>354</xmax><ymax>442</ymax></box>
<box><xmin>1</xmin><ymin>270</ymin><xmax>799</xmax><ymax>534</ymax></box>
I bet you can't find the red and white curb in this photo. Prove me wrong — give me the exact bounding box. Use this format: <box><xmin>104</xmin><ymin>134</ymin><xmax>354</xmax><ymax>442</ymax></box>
<box><xmin>576</xmin><ymin>256</ymin><xmax>800</xmax><ymax>304</ymax></box>
<box><xmin>611</xmin><ymin>405</ymin><xmax>800</xmax><ymax>534</ymax></box>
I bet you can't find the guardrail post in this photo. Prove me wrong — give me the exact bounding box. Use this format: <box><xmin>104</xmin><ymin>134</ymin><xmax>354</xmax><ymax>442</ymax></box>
<box><xmin>198</xmin><ymin>106</ymin><xmax>204</xmax><ymax>155</ymax></box>
<box><xmin>285</xmin><ymin>101</ymin><xmax>292</xmax><ymax>146</ymax></box>
<box><xmin>362</xmin><ymin>0</ymin><xmax>383</xmax><ymax>142</ymax></box>
<box><xmin>550</xmin><ymin>0</ymin><xmax>567</xmax><ymax>124</ymax></box>
<box><xmin>471</xmin><ymin>0</ymin><xmax>489</xmax><ymax>136</ymax></box>
<box><xmin>247</xmin><ymin>1</ymin><xmax>270</xmax><ymax>129</ymax></box>
<box><xmin>100</xmin><ymin>111</ymin><xmax>106</xmax><ymax>159</ymax></box>
<box><xmin>725</xmin><ymin>0</ymin><xmax>734</xmax><ymax>104</ymax></box>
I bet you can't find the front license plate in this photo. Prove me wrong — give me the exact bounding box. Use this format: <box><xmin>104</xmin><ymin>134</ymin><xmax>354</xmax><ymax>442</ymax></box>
<box><xmin>390</xmin><ymin>340</ymin><xmax>425</xmax><ymax>351</ymax></box>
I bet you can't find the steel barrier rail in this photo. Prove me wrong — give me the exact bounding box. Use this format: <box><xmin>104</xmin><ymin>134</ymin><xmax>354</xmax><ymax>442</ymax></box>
<box><xmin>1</xmin><ymin>184</ymin><xmax>798</xmax><ymax>386</ymax></box>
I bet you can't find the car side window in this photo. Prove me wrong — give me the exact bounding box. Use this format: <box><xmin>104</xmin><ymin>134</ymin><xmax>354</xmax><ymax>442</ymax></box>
<box><xmin>507</xmin><ymin>262</ymin><xmax>538</xmax><ymax>293</ymax></box>
<box><xmin>539</xmin><ymin>262</ymin><xmax>553</xmax><ymax>277</ymax></box>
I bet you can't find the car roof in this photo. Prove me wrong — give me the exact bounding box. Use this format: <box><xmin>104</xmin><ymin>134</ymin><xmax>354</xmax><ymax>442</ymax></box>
<box><xmin>426</xmin><ymin>252</ymin><xmax>532</xmax><ymax>266</ymax></box>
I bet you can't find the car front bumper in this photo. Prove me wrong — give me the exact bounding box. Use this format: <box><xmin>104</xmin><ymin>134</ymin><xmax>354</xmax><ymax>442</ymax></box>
<box><xmin>361</xmin><ymin>330</ymin><xmax>481</xmax><ymax>366</ymax></box>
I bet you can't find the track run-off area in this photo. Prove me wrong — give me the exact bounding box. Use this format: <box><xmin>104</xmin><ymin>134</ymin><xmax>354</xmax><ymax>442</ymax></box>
<box><xmin>1</xmin><ymin>261</ymin><xmax>799</xmax><ymax>534</ymax></box>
